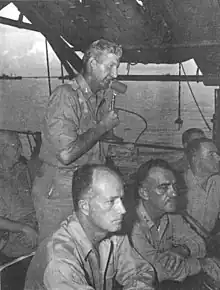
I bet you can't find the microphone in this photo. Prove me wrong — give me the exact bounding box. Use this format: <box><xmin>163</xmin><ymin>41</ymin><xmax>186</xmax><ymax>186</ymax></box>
<box><xmin>110</xmin><ymin>80</ymin><xmax>127</xmax><ymax>94</ymax></box>
<box><xmin>110</xmin><ymin>80</ymin><xmax>127</xmax><ymax>110</ymax></box>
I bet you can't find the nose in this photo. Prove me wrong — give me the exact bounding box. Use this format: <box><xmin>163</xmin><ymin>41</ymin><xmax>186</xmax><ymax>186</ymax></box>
<box><xmin>167</xmin><ymin>185</ymin><xmax>177</xmax><ymax>197</ymax></box>
<box><xmin>116</xmin><ymin>199</ymin><xmax>126</xmax><ymax>215</ymax></box>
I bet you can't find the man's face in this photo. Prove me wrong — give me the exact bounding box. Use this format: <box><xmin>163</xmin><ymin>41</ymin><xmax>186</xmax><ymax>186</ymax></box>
<box><xmin>88</xmin><ymin>170</ymin><xmax>126</xmax><ymax>233</ymax></box>
<box><xmin>92</xmin><ymin>52</ymin><xmax>120</xmax><ymax>90</ymax></box>
<box><xmin>196</xmin><ymin>142</ymin><xmax>220</xmax><ymax>175</ymax></box>
<box><xmin>141</xmin><ymin>167</ymin><xmax>177</xmax><ymax>213</ymax></box>
<box><xmin>183</xmin><ymin>132</ymin><xmax>205</xmax><ymax>148</ymax></box>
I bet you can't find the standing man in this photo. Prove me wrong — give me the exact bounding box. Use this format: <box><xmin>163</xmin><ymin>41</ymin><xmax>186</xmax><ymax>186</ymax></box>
<box><xmin>33</xmin><ymin>39</ymin><xmax>123</xmax><ymax>241</ymax></box>
<box><xmin>25</xmin><ymin>164</ymin><xmax>155</xmax><ymax>290</ymax></box>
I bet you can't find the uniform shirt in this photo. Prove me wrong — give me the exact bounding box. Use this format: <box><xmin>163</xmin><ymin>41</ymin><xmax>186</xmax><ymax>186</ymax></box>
<box><xmin>0</xmin><ymin>163</ymin><xmax>37</xmax><ymax>257</ymax></box>
<box><xmin>185</xmin><ymin>169</ymin><xmax>220</xmax><ymax>232</ymax></box>
<box><xmin>40</xmin><ymin>74</ymin><xmax>105</xmax><ymax>169</ymax></box>
<box><xmin>25</xmin><ymin>214</ymin><xmax>155</xmax><ymax>290</ymax></box>
<box><xmin>131</xmin><ymin>201</ymin><xmax>206</xmax><ymax>282</ymax></box>
<box><xmin>32</xmin><ymin>75</ymin><xmax>106</xmax><ymax>240</ymax></box>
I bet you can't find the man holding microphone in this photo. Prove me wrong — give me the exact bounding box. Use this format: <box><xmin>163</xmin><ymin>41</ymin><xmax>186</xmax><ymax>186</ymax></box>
<box><xmin>32</xmin><ymin>39</ymin><xmax>124</xmax><ymax>241</ymax></box>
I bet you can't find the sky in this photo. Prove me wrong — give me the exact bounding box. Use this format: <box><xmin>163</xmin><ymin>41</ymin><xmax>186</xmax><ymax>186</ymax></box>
<box><xmin>0</xmin><ymin>2</ymin><xmax>199</xmax><ymax>77</ymax></box>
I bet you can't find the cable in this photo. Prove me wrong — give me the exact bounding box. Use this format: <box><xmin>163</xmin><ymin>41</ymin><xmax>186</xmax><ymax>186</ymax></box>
<box><xmin>116</xmin><ymin>107</ymin><xmax>148</xmax><ymax>144</ymax></box>
<box><xmin>96</xmin><ymin>98</ymin><xmax>148</xmax><ymax>145</ymax></box>
<box><xmin>181</xmin><ymin>64</ymin><xmax>212</xmax><ymax>131</ymax></box>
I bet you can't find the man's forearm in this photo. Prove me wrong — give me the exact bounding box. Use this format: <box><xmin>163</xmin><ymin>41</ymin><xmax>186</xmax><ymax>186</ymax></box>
<box><xmin>58</xmin><ymin>122</ymin><xmax>107</xmax><ymax>165</ymax></box>
<box><xmin>0</xmin><ymin>217</ymin><xmax>25</xmax><ymax>233</ymax></box>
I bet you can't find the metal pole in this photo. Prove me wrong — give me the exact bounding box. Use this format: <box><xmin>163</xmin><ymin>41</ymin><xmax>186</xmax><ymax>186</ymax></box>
<box><xmin>213</xmin><ymin>89</ymin><xmax>220</xmax><ymax>150</ymax></box>
<box><xmin>60</xmin><ymin>62</ymin><xmax>64</xmax><ymax>84</ymax></box>
<box><xmin>45</xmin><ymin>38</ymin><xmax>52</xmax><ymax>95</ymax></box>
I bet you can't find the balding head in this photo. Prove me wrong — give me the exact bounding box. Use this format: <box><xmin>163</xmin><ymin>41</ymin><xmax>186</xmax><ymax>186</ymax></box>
<box><xmin>72</xmin><ymin>163</ymin><xmax>125</xmax><ymax>233</ymax></box>
<box><xmin>72</xmin><ymin>164</ymin><xmax>122</xmax><ymax>211</ymax></box>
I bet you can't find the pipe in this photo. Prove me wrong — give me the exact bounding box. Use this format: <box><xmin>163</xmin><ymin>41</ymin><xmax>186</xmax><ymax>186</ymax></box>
<box><xmin>103</xmin><ymin>140</ymin><xmax>183</xmax><ymax>151</ymax></box>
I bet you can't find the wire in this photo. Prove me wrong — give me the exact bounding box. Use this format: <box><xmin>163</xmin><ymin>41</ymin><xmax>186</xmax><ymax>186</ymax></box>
<box><xmin>181</xmin><ymin>64</ymin><xmax>212</xmax><ymax>131</ymax></box>
<box><xmin>116</xmin><ymin>107</ymin><xmax>148</xmax><ymax>144</ymax></box>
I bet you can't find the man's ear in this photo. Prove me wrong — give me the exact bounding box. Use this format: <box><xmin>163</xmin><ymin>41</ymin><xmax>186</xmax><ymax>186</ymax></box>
<box><xmin>89</xmin><ymin>57</ymin><xmax>97</xmax><ymax>72</ymax></box>
<box><xmin>78</xmin><ymin>199</ymin><xmax>89</xmax><ymax>216</ymax></box>
<box><xmin>138</xmin><ymin>187</ymin><xmax>149</xmax><ymax>200</ymax></box>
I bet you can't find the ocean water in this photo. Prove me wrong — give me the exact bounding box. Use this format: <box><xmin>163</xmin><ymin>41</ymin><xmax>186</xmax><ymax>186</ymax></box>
<box><xmin>0</xmin><ymin>78</ymin><xmax>215</xmax><ymax>172</ymax></box>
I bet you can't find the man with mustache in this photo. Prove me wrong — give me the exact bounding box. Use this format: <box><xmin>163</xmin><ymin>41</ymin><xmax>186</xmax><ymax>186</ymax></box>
<box><xmin>25</xmin><ymin>164</ymin><xmax>155</xmax><ymax>290</ymax></box>
<box><xmin>129</xmin><ymin>159</ymin><xmax>207</xmax><ymax>286</ymax></box>
<box><xmin>32</xmin><ymin>39</ymin><xmax>122</xmax><ymax>241</ymax></box>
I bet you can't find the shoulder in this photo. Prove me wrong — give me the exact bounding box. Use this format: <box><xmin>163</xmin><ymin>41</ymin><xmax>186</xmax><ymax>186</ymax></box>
<box><xmin>205</xmin><ymin>173</ymin><xmax>220</xmax><ymax>189</ymax></box>
<box><xmin>51</xmin><ymin>83</ymin><xmax>77</xmax><ymax>96</ymax></box>
<box><xmin>110</xmin><ymin>234</ymin><xmax>130</xmax><ymax>250</ymax></box>
<box><xmin>168</xmin><ymin>213</ymin><xmax>184</xmax><ymax>223</ymax></box>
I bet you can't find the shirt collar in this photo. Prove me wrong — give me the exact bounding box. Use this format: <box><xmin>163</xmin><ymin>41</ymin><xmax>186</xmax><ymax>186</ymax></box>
<box><xmin>137</xmin><ymin>200</ymin><xmax>155</xmax><ymax>229</ymax></box>
<box><xmin>75</xmin><ymin>74</ymin><xmax>94</xmax><ymax>100</ymax></box>
<box><xmin>63</xmin><ymin>213</ymin><xmax>111</xmax><ymax>262</ymax></box>
<box><xmin>63</xmin><ymin>213</ymin><xmax>94</xmax><ymax>261</ymax></box>
<box><xmin>186</xmin><ymin>168</ymin><xmax>209</xmax><ymax>190</ymax></box>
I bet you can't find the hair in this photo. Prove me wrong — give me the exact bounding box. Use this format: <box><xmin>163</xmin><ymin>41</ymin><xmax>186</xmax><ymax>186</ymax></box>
<box><xmin>135</xmin><ymin>159</ymin><xmax>174</xmax><ymax>189</ymax></box>
<box><xmin>82</xmin><ymin>39</ymin><xmax>122</xmax><ymax>72</ymax></box>
<box><xmin>72</xmin><ymin>163</ymin><xmax>120</xmax><ymax>211</ymax></box>
<box><xmin>185</xmin><ymin>137</ymin><xmax>213</xmax><ymax>167</ymax></box>
<box><xmin>182</xmin><ymin>128</ymin><xmax>205</xmax><ymax>146</ymax></box>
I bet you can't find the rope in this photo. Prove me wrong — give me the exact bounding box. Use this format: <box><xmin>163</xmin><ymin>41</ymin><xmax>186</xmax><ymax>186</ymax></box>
<box><xmin>45</xmin><ymin>39</ymin><xmax>52</xmax><ymax>95</ymax></box>
<box><xmin>181</xmin><ymin>64</ymin><xmax>212</xmax><ymax>131</ymax></box>
<box><xmin>174</xmin><ymin>63</ymin><xmax>183</xmax><ymax>130</ymax></box>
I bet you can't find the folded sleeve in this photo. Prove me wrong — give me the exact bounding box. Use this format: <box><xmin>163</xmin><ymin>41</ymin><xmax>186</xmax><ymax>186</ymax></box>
<box><xmin>114</xmin><ymin>235</ymin><xmax>155</xmax><ymax>290</ymax></box>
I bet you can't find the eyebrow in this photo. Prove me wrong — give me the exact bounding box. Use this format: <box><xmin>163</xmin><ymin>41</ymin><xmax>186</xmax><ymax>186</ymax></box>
<box><xmin>105</xmin><ymin>194</ymin><xmax>123</xmax><ymax>201</ymax></box>
<box><xmin>158</xmin><ymin>182</ymin><xmax>176</xmax><ymax>187</ymax></box>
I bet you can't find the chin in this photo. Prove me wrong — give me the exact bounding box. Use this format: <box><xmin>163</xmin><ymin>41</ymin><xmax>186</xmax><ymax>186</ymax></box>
<box><xmin>165</xmin><ymin>203</ymin><xmax>176</xmax><ymax>212</ymax></box>
<box><xmin>108</xmin><ymin>224</ymin><xmax>122</xmax><ymax>233</ymax></box>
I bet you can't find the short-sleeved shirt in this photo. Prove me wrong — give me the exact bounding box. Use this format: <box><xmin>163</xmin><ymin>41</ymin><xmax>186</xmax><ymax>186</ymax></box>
<box><xmin>0</xmin><ymin>164</ymin><xmax>37</xmax><ymax>257</ymax></box>
<box><xmin>25</xmin><ymin>214</ymin><xmax>155</xmax><ymax>290</ymax></box>
<box><xmin>131</xmin><ymin>201</ymin><xmax>206</xmax><ymax>282</ymax></box>
<box><xmin>39</xmin><ymin>74</ymin><xmax>105</xmax><ymax>169</ymax></box>
<box><xmin>185</xmin><ymin>169</ymin><xmax>220</xmax><ymax>232</ymax></box>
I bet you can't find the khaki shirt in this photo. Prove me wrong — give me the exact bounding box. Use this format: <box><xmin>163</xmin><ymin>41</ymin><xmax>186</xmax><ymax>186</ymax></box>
<box><xmin>40</xmin><ymin>74</ymin><xmax>105</xmax><ymax>168</ymax></box>
<box><xmin>131</xmin><ymin>201</ymin><xmax>206</xmax><ymax>282</ymax></box>
<box><xmin>25</xmin><ymin>214</ymin><xmax>155</xmax><ymax>290</ymax></box>
<box><xmin>185</xmin><ymin>169</ymin><xmax>220</xmax><ymax>232</ymax></box>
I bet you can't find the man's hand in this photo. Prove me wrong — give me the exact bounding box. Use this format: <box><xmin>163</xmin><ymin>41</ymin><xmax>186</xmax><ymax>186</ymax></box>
<box><xmin>157</xmin><ymin>250</ymin><xmax>184</xmax><ymax>276</ymax></box>
<box><xmin>100</xmin><ymin>110</ymin><xmax>120</xmax><ymax>131</ymax></box>
<box><xmin>21</xmin><ymin>225</ymin><xmax>38</xmax><ymax>248</ymax></box>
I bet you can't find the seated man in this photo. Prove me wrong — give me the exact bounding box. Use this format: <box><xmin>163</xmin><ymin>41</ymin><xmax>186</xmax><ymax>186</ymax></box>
<box><xmin>129</xmin><ymin>159</ymin><xmax>207</xmax><ymax>285</ymax></box>
<box><xmin>185</xmin><ymin>137</ymin><xmax>220</xmax><ymax>233</ymax></box>
<box><xmin>0</xmin><ymin>130</ymin><xmax>38</xmax><ymax>259</ymax></box>
<box><xmin>171</xmin><ymin>128</ymin><xmax>205</xmax><ymax>174</ymax></box>
<box><xmin>25</xmin><ymin>164</ymin><xmax>155</xmax><ymax>290</ymax></box>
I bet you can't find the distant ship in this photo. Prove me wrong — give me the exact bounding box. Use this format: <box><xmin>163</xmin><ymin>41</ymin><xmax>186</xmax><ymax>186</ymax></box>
<box><xmin>0</xmin><ymin>73</ymin><xmax>22</xmax><ymax>80</ymax></box>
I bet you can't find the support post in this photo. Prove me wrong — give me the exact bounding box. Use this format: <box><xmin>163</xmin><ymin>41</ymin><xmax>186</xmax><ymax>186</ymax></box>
<box><xmin>213</xmin><ymin>89</ymin><xmax>220</xmax><ymax>150</ymax></box>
